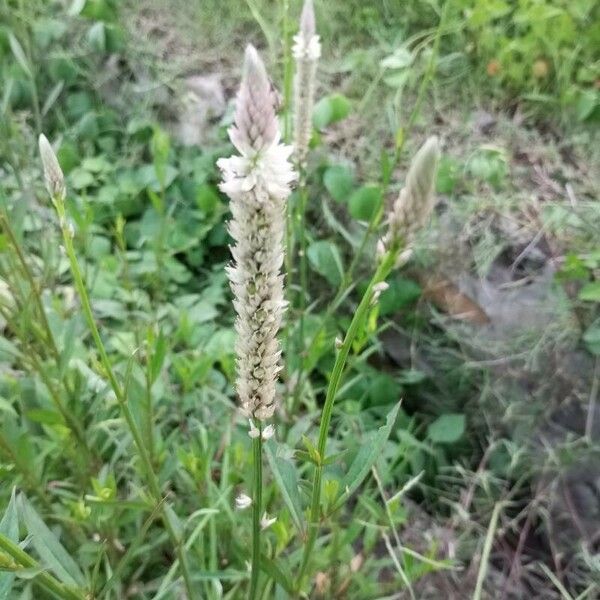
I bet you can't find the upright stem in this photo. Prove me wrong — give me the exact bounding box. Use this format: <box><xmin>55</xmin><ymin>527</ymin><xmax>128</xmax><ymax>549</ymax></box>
<box><xmin>281</xmin><ymin>0</ymin><xmax>293</xmax><ymax>144</ymax></box>
<box><xmin>53</xmin><ymin>198</ymin><xmax>196</xmax><ymax>599</ymax></box>
<box><xmin>295</xmin><ymin>248</ymin><xmax>398</xmax><ymax>590</ymax></box>
<box><xmin>290</xmin><ymin>181</ymin><xmax>309</xmax><ymax>416</ymax></box>
<box><xmin>0</xmin><ymin>532</ymin><xmax>85</xmax><ymax>600</ymax></box>
<box><xmin>0</xmin><ymin>214</ymin><xmax>93</xmax><ymax>463</ymax></box>
<box><xmin>281</xmin><ymin>0</ymin><xmax>296</xmax><ymax>379</ymax></box>
<box><xmin>249</xmin><ymin>430</ymin><xmax>263</xmax><ymax>599</ymax></box>
<box><xmin>145</xmin><ymin>354</ymin><xmax>156</xmax><ymax>466</ymax></box>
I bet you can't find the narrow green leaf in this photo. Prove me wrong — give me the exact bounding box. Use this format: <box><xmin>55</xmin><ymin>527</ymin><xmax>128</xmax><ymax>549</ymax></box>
<box><xmin>8</xmin><ymin>33</ymin><xmax>32</xmax><ymax>77</ymax></box>
<box><xmin>0</xmin><ymin>489</ymin><xmax>18</xmax><ymax>600</ymax></box>
<box><xmin>259</xmin><ymin>554</ymin><xmax>294</xmax><ymax>594</ymax></box>
<box><xmin>264</xmin><ymin>442</ymin><xmax>305</xmax><ymax>533</ymax></box>
<box><xmin>149</xmin><ymin>330</ymin><xmax>168</xmax><ymax>384</ymax></box>
<box><xmin>19</xmin><ymin>495</ymin><xmax>85</xmax><ymax>587</ymax></box>
<box><xmin>334</xmin><ymin>403</ymin><xmax>400</xmax><ymax>509</ymax></box>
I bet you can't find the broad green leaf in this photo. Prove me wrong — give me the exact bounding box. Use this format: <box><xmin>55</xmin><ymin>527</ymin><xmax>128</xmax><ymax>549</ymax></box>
<box><xmin>307</xmin><ymin>240</ymin><xmax>344</xmax><ymax>287</ymax></box>
<box><xmin>334</xmin><ymin>403</ymin><xmax>400</xmax><ymax>509</ymax></box>
<box><xmin>313</xmin><ymin>93</ymin><xmax>351</xmax><ymax>129</ymax></box>
<box><xmin>0</xmin><ymin>489</ymin><xmax>18</xmax><ymax>600</ymax></box>
<box><xmin>264</xmin><ymin>442</ymin><xmax>304</xmax><ymax>534</ymax></box>
<box><xmin>323</xmin><ymin>165</ymin><xmax>354</xmax><ymax>202</ymax></box>
<box><xmin>578</xmin><ymin>281</ymin><xmax>600</xmax><ymax>302</ymax></box>
<box><xmin>378</xmin><ymin>276</ymin><xmax>422</xmax><ymax>316</ymax></box>
<box><xmin>196</xmin><ymin>184</ymin><xmax>220</xmax><ymax>215</ymax></box>
<box><xmin>348</xmin><ymin>185</ymin><xmax>382</xmax><ymax>221</ymax></box>
<box><xmin>583</xmin><ymin>320</ymin><xmax>600</xmax><ymax>356</ymax></box>
<box><xmin>427</xmin><ymin>413</ymin><xmax>465</xmax><ymax>443</ymax></box>
<box><xmin>19</xmin><ymin>495</ymin><xmax>85</xmax><ymax>587</ymax></box>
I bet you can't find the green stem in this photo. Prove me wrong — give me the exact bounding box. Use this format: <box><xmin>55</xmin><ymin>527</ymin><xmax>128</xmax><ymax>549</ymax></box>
<box><xmin>281</xmin><ymin>0</ymin><xmax>293</xmax><ymax>144</ymax></box>
<box><xmin>53</xmin><ymin>198</ymin><xmax>196</xmax><ymax>599</ymax></box>
<box><xmin>0</xmin><ymin>214</ymin><xmax>90</xmax><ymax>444</ymax></box>
<box><xmin>0</xmin><ymin>532</ymin><xmax>85</xmax><ymax>600</ymax></box>
<box><xmin>249</xmin><ymin>431</ymin><xmax>263</xmax><ymax>599</ymax></box>
<box><xmin>144</xmin><ymin>352</ymin><xmax>156</xmax><ymax>466</ymax></box>
<box><xmin>290</xmin><ymin>182</ymin><xmax>309</xmax><ymax>416</ymax></box>
<box><xmin>295</xmin><ymin>248</ymin><xmax>398</xmax><ymax>591</ymax></box>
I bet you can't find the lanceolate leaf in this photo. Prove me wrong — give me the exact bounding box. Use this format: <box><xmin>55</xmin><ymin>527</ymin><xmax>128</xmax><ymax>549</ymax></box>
<box><xmin>0</xmin><ymin>489</ymin><xmax>18</xmax><ymax>600</ymax></box>
<box><xmin>264</xmin><ymin>442</ymin><xmax>305</xmax><ymax>534</ymax></box>
<box><xmin>19</xmin><ymin>495</ymin><xmax>86</xmax><ymax>587</ymax></box>
<box><xmin>334</xmin><ymin>403</ymin><xmax>400</xmax><ymax>510</ymax></box>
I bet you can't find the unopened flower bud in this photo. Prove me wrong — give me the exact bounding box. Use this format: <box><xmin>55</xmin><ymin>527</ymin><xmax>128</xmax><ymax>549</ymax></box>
<box><xmin>260</xmin><ymin>512</ymin><xmax>277</xmax><ymax>530</ymax></box>
<box><xmin>38</xmin><ymin>134</ymin><xmax>66</xmax><ymax>201</ymax></box>
<box><xmin>248</xmin><ymin>420</ymin><xmax>260</xmax><ymax>439</ymax></box>
<box><xmin>261</xmin><ymin>424</ymin><xmax>275</xmax><ymax>440</ymax></box>
<box><xmin>236</xmin><ymin>493</ymin><xmax>252</xmax><ymax>510</ymax></box>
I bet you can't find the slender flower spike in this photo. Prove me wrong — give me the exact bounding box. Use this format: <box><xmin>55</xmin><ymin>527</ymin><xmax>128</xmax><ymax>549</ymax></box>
<box><xmin>381</xmin><ymin>136</ymin><xmax>440</xmax><ymax>254</ymax></box>
<box><xmin>236</xmin><ymin>493</ymin><xmax>252</xmax><ymax>510</ymax></box>
<box><xmin>38</xmin><ymin>134</ymin><xmax>66</xmax><ymax>201</ymax></box>
<box><xmin>292</xmin><ymin>0</ymin><xmax>321</xmax><ymax>165</ymax></box>
<box><xmin>218</xmin><ymin>46</ymin><xmax>297</xmax><ymax>422</ymax></box>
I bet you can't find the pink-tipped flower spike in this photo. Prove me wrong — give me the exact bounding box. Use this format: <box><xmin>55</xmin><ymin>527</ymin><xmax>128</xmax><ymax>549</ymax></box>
<box><xmin>292</xmin><ymin>0</ymin><xmax>321</xmax><ymax>165</ymax></box>
<box><xmin>381</xmin><ymin>136</ymin><xmax>440</xmax><ymax>257</ymax></box>
<box><xmin>218</xmin><ymin>46</ymin><xmax>297</xmax><ymax>424</ymax></box>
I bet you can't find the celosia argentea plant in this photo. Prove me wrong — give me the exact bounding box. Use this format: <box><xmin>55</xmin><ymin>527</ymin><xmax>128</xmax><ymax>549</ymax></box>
<box><xmin>217</xmin><ymin>4</ymin><xmax>440</xmax><ymax>595</ymax></box>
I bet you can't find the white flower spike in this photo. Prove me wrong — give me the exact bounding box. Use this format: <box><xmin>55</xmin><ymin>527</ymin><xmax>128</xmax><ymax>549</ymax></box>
<box><xmin>381</xmin><ymin>136</ymin><xmax>440</xmax><ymax>255</ymax></box>
<box><xmin>292</xmin><ymin>0</ymin><xmax>321</xmax><ymax>165</ymax></box>
<box><xmin>218</xmin><ymin>46</ymin><xmax>297</xmax><ymax>422</ymax></box>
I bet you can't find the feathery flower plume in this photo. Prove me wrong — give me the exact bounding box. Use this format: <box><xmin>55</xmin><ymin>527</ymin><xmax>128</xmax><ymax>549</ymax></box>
<box><xmin>218</xmin><ymin>46</ymin><xmax>297</xmax><ymax>422</ymax></box>
<box><xmin>292</xmin><ymin>0</ymin><xmax>321</xmax><ymax>164</ymax></box>
<box><xmin>381</xmin><ymin>136</ymin><xmax>440</xmax><ymax>257</ymax></box>
<box><xmin>38</xmin><ymin>134</ymin><xmax>66</xmax><ymax>201</ymax></box>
